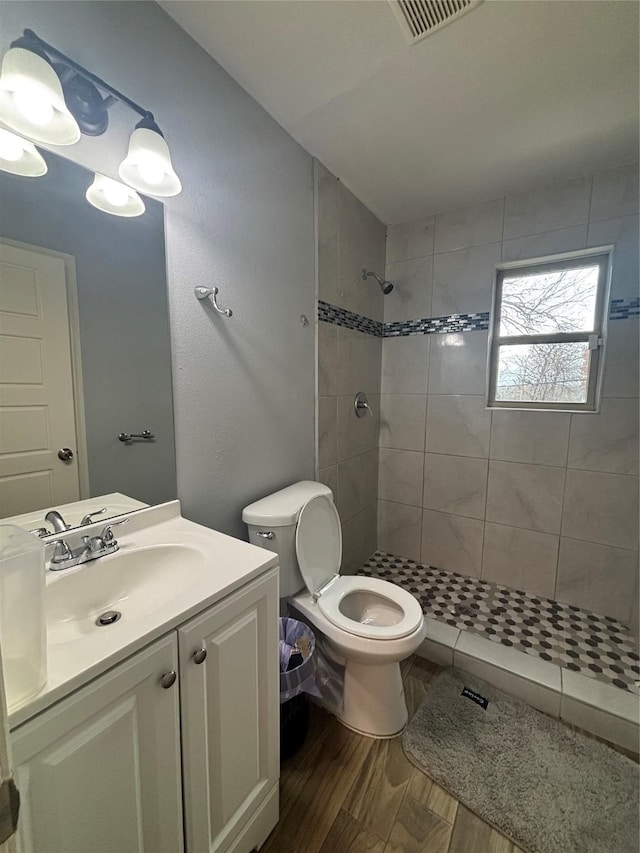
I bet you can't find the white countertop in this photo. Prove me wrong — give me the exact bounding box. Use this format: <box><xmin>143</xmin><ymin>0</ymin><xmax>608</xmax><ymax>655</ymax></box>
<box><xmin>9</xmin><ymin>500</ymin><xmax>278</xmax><ymax>730</ymax></box>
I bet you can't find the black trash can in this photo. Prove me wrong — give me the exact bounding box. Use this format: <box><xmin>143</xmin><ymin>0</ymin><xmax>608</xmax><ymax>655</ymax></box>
<box><xmin>280</xmin><ymin>693</ymin><xmax>310</xmax><ymax>761</ymax></box>
<box><xmin>279</xmin><ymin>617</ymin><xmax>317</xmax><ymax>761</ymax></box>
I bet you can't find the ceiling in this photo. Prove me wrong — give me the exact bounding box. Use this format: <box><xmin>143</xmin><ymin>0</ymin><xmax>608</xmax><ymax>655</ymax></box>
<box><xmin>161</xmin><ymin>0</ymin><xmax>640</xmax><ymax>224</ymax></box>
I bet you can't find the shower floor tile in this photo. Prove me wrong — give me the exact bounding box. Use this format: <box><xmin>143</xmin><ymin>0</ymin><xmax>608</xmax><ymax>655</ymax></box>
<box><xmin>359</xmin><ymin>551</ymin><xmax>640</xmax><ymax>695</ymax></box>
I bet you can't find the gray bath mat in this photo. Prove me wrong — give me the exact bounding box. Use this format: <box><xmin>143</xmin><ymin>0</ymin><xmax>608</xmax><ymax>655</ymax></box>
<box><xmin>403</xmin><ymin>668</ymin><xmax>639</xmax><ymax>853</ymax></box>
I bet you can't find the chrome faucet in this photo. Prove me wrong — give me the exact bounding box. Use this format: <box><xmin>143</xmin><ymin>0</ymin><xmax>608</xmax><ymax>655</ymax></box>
<box><xmin>45</xmin><ymin>510</ymin><xmax>69</xmax><ymax>533</ymax></box>
<box><xmin>49</xmin><ymin>518</ymin><xmax>130</xmax><ymax>572</ymax></box>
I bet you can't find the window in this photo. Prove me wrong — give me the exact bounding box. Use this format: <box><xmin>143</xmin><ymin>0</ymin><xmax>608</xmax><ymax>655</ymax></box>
<box><xmin>487</xmin><ymin>251</ymin><xmax>611</xmax><ymax>412</ymax></box>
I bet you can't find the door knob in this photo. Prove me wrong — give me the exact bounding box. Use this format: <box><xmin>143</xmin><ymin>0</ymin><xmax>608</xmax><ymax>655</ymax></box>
<box><xmin>58</xmin><ymin>448</ymin><xmax>74</xmax><ymax>462</ymax></box>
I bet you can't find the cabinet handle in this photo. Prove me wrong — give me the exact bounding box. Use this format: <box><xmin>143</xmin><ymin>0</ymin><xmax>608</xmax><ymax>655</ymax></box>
<box><xmin>160</xmin><ymin>670</ymin><xmax>177</xmax><ymax>689</ymax></box>
<box><xmin>193</xmin><ymin>648</ymin><xmax>207</xmax><ymax>664</ymax></box>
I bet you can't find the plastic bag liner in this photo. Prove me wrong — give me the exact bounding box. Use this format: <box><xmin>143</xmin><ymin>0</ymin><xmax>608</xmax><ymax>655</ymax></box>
<box><xmin>279</xmin><ymin>617</ymin><xmax>321</xmax><ymax>704</ymax></box>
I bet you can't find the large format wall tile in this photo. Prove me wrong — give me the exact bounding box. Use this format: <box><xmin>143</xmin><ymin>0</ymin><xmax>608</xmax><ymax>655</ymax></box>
<box><xmin>378</xmin><ymin>500</ymin><xmax>422</xmax><ymax>562</ymax></box>
<box><xmin>602</xmin><ymin>320</ymin><xmax>640</xmax><ymax>398</ymax></box>
<box><xmin>314</xmin><ymin>162</ymin><xmax>640</xmax><ymax>622</ymax></box>
<box><xmin>338</xmin><ymin>181</ymin><xmax>385</xmax><ymax>321</ymax></box>
<box><xmin>383</xmin><ymin>256</ymin><xmax>433</xmax><ymax>323</ymax></box>
<box><xmin>587</xmin><ymin>214</ymin><xmax>639</xmax><ymax>301</ymax></box>
<box><xmin>381</xmin><ymin>335</ymin><xmax>430</xmax><ymax>395</ymax></box>
<box><xmin>431</xmin><ymin>241</ymin><xmax>500</xmax><ymax>315</ymax></box>
<box><xmin>562</xmin><ymin>469</ymin><xmax>639</xmax><ymax>550</ymax></box>
<box><xmin>428</xmin><ymin>331</ymin><xmax>489</xmax><ymax>395</ymax></box>
<box><xmin>336</xmin><ymin>327</ymin><xmax>381</xmax><ymax>396</ymax></box>
<box><xmin>421</xmin><ymin>510</ymin><xmax>484</xmax><ymax>576</ymax></box>
<box><xmin>556</xmin><ymin>536</ymin><xmax>638</xmax><ymax>625</ymax></box>
<box><xmin>423</xmin><ymin>453</ymin><xmax>488</xmax><ymax>519</ymax></box>
<box><xmin>425</xmin><ymin>395</ymin><xmax>491</xmax><ymax>458</ymax></box>
<box><xmin>482</xmin><ymin>522</ymin><xmax>559</xmax><ymax>599</ymax></box>
<box><xmin>342</xmin><ymin>507</ymin><xmax>366</xmax><ymax>575</ymax></box>
<box><xmin>336</xmin><ymin>449</ymin><xmax>378</xmax><ymax>523</ymax></box>
<box><xmin>486</xmin><ymin>460</ymin><xmax>565</xmax><ymax>534</ymax></box>
<box><xmin>342</xmin><ymin>500</ymin><xmax>378</xmax><ymax>575</ymax></box>
<box><xmin>386</xmin><ymin>216</ymin><xmax>435</xmax><ymax>264</ymax></box>
<box><xmin>318</xmin><ymin>464</ymin><xmax>337</xmax><ymax>497</ymax></box>
<box><xmin>379</xmin><ymin>394</ymin><xmax>427</xmax><ymax>451</ymax></box>
<box><xmin>434</xmin><ymin>197</ymin><xmax>504</xmax><ymax>254</ymax></box>
<box><xmin>317</xmin><ymin>321</ymin><xmax>338</xmax><ymax>398</ymax></box>
<box><xmin>379</xmin><ymin>447</ymin><xmax>424</xmax><ymax>506</ymax></box>
<box><xmin>589</xmin><ymin>163</ymin><xmax>640</xmax><ymax>223</ymax></box>
<box><xmin>490</xmin><ymin>410</ymin><xmax>571</xmax><ymax>467</ymax></box>
<box><xmin>568</xmin><ymin>397</ymin><xmax>639</xmax><ymax>475</ymax></box>
<box><xmin>503</xmin><ymin>176</ymin><xmax>592</xmax><ymax>240</ymax></box>
<box><xmin>337</xmin><ymin>393</ymin><xmax>379</xmax><ymax>462</ymax></box>
<box><xmin>316</xmin><ymin>161</ymin><xmax>339</xmax><ymax>305</ymax></box>
<box><xmin>501</xmin><ymin>225</ymin><xmax>587</xmax><ymax>262</ymax></box>
<box><xmin>318</xmin><ymin>396</ymin><xmax>337</xmax><ymax>469</ymax></box>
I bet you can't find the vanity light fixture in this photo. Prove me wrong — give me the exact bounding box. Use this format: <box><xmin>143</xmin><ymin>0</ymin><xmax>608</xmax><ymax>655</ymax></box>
<box><xmin>0</xmin><ymin>127</ymin><xmax>47</xmax><ymax>176</ymax></box>
<box><xmin>86</xmin><ymin>173</ymin><xmax>145</xmax><ymax>218</ymax></box>
<box><xmin>118</xmin><ymin>117</ymin><xmax>182</xmax><ymax>197</ymax></box>
<box><xmin>0</xmin><ymin>44</ymin><xmax>80</xmax><ymax>145</ymax></box>
<box><xmin>0</xmin><ymin>30</ymin><xmax>181</xmax><ymax>197</ymax></box>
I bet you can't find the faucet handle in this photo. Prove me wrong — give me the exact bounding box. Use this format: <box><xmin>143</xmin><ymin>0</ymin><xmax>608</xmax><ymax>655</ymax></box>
<box><xmin>80</xmin><ymin>507</ymin><xmax>107</xmax><ymax>526</ymax></box>
<box><xmin>51</xmin><ymin>539</ymin><xmax>73</xmax><ymax>564</ymax></box>
<box><xmin>29</xmin><ymin>527</ymin><xmax>51</xmax><ymax>538</ymax></box>
<box><xmin>100</xmin><ymin>518</ymin><xmax>130</xmax><ymax>544</ymax></box>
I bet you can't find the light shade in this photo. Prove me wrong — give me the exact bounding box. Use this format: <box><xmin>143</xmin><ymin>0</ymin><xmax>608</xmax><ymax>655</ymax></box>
<box><xmin>0</xmin><ymin>127</ymin><xmax>47</xmax><ymax>176</ymax></box>
<box><xmin>86</xmin><ymin>173</ymin><xmax>145</xmax><ymax>217</ymax></box>
<box><xmin>0</xmin><ymin>47</ymin><xmax>80</xmax><ymax>145</ymax></box>
<box><xmin>118</xmin><ymin>126</ymin><xmax>181</xmax><ymax>197</ymax></box>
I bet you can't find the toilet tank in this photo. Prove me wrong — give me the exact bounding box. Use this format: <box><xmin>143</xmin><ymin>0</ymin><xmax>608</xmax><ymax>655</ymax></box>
<box><xmin>242</xmin><ymin>481</ymin><xmax>332</xmax><ymax>598</ymax></box>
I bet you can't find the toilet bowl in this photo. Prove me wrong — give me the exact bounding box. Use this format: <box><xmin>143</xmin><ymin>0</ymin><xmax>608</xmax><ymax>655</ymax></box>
<box><xmin>243</xmin><ymin>481</ymin><xmax>425</xmax><ymax>738</ymax></box>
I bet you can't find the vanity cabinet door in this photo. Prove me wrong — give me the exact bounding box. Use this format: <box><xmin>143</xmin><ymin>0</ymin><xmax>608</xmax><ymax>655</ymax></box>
<box><xmin>11</xmin><ymin>634</ymin><xmax>184</xmax><ymax>853</ymax></box>
<box><xmin>179</xmin><ymin>568</ymin><xmax>279</xmax><ymax>853</ymax></box>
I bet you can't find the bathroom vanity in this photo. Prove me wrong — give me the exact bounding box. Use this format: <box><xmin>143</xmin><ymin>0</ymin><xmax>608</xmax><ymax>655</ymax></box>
<box><xmin>8</xmin><ymin>501</ymin><xmax>280</xmax><ymax>853</ymax></box>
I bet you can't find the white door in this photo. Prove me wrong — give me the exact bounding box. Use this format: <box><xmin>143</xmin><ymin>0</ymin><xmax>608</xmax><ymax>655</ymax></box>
<box><xmin>11</xmin><ymin>635</ymin><xmax>183</xmax><ymax>853</ymax></box>
<box><xmin>0</xmin><ymin>242</ymin><xmax>80</xmax><ymax>517</ymax></box>
<box><xmin>179</xmin><ymin>570</ymin><xmax>280</xmax><ymax>853</ymax></box>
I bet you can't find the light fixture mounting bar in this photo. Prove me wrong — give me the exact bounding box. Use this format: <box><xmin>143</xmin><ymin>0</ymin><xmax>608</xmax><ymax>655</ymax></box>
<box><xmin>15</xmin><ymin>29</ymin><xmax>155</xmax><ymax>124</ymax></box>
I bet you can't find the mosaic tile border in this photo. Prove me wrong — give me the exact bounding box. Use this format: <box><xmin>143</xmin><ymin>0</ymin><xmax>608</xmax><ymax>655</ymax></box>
<box><xmin>384</xmin><ymin>312</ymin><xmax>490</xmax><ymax>337</ymax></box>
<box><xmin>610</xmin><ymin>296</ymin><xmax>640</xmax><ymax>320</ymax></box>
<box><xmin>359</xmin><ymin>551</ymin><xmax>640</xmax><ymax>694</ymax></box>
<box><xmin>318</xmin><ymin>297</ymin><xmax>640</xmax><ymax>337</ymax></box>
<box><xmin>318</xmin><ymin>300</ymin><xmax>383</xmax><ymax>337</ymax></box>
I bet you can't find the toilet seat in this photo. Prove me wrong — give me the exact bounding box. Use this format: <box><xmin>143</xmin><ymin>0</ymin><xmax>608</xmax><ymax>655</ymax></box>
<box><xmin>318</xmin><ymin>576</ymin><xmax>424</xmax><ymax>640</ymax></box>
<box><xmin>295</xmin><ymin>495</ymin><xmax>423</xmax><ymax>641</ymax></box>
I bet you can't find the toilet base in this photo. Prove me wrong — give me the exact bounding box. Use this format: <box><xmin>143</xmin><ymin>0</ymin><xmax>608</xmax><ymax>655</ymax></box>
<box><xmin>339</xmin><ymin>660</ymin><xmax>409</xmax><ymax>738</ymax></box>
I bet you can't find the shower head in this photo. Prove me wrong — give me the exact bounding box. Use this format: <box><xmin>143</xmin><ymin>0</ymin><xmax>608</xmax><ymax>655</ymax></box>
<box><xmin>362</xmin><ymin>268</ymin><xmax>394</xmax><ymax>295</ymax></box>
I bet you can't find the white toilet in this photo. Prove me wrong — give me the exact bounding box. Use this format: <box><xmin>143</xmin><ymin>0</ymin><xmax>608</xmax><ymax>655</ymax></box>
<box><xmin>243</xmin><ymin>481</ymin><xmax>426</xmax><ymax>738</ymax></box>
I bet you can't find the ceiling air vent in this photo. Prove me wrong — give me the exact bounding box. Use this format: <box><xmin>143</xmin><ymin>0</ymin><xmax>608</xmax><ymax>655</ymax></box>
<box><xmin>390</xmin><ymin>0</ymin><xmax>483</xmax><ymax>44</ymax></box>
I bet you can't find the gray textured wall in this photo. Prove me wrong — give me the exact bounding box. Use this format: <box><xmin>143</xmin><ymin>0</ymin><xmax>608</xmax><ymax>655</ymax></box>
<box><xmin>0</xmin><ymin>151</ymin><xmax>176</xmax><ymax>506</ymax></box>
<box><xmin>0</xmin><ymin>1</ymin><xmax>316</xmax><ymax>538</ymax></box>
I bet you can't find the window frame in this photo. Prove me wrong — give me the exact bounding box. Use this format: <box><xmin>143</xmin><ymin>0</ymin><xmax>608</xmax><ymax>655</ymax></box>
<box><xmin>486</xmin><ymin>247</ymin><xmax>613</xmax><ymax>413</ymax></box>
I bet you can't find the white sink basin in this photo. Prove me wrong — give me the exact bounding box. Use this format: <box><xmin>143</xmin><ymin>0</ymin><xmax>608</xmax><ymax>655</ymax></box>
<box><xmin>9</xmin><ymin>500</ymin><xmax>279</xmax><ymax>731</ymax></box>
<box><xmin>46</xmin><ymin>544</ymin><xmax>206</xmax><ymax>644</ymax></box>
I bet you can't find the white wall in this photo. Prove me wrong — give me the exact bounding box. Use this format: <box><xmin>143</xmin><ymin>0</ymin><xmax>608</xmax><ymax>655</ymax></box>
<box><xmin>0</xmin><ymin>1</ymin><xmax>316</xmax><ymax>538</ymax></box>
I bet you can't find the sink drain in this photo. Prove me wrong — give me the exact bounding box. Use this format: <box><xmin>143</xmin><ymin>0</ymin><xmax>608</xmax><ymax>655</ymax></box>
<box><xmin>96</xmin><ymin>610</ymin><xmax>121</xmax><ymax>626</ymax></box>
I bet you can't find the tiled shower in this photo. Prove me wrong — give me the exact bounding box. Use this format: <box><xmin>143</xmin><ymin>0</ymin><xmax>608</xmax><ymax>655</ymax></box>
<box><xmin>316</xmin><ymin>160</ymin><xmax>639</xmax><ymax>647</ymax></box>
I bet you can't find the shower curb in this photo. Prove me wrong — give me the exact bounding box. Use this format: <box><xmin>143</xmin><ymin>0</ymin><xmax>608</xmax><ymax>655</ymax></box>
<box><xmin>417</xmin><ymin>618</ymin><xmax>640</xmax><ymax>754</ymax></box>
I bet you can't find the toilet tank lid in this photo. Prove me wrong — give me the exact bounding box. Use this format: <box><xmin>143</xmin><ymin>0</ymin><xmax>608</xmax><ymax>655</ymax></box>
<box><xmin>242</xmin><ymin>481</ymin><xmax>333</xmax><ymax>527</ymax></box>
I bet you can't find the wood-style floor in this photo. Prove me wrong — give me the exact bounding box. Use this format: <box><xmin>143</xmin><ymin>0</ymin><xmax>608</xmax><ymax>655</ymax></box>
<box><xmin>261</xmin><ymin>658</ymin><xmax>524</xmax><ymax>853</ymax></box>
